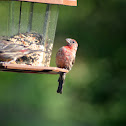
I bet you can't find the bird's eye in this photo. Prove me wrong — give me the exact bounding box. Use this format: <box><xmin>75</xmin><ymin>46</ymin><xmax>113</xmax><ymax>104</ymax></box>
<box><xmin>72</xmin><ymin>41</ymin><xmax>75</xmax><ymax>43</ymax></box>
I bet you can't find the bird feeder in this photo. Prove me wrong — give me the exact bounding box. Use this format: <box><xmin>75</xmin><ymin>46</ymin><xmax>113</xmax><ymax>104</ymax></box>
<box><xmin>0</xmin><ymin>0</ymin><xmax>77</xmax><ymax>74</ymax></box>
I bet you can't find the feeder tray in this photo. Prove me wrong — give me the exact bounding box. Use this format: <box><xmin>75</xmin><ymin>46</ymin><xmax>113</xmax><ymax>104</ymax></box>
<box><xmin>0</xmin><ymin>63</ymin><xmax>69</xmax><ymax>74</ymax></box>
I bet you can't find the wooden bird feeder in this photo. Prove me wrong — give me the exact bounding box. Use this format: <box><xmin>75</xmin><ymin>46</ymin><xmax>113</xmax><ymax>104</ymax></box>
<box><xmin>0</xmin><ymin>0</ymin><xmax>77</xmax><ymax>74</ymax></box>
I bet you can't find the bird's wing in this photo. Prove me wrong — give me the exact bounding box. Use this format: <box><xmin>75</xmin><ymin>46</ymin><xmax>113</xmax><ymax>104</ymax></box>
<box><xmin>0</xmin><ymin>40</ymin><xmax>26</xmax><ymax>52</ymax></box>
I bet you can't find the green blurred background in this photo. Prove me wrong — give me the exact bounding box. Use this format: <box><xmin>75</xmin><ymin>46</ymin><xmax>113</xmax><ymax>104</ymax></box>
<box><xmin>0</xmin><ymin>0</ymin><xmax>126</xmax><ymax>126</ymax></box>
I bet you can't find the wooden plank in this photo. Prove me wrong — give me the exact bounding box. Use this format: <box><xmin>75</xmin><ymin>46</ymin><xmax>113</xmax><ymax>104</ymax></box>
<box><xmin>63</xmin><ymin>0</ymin><xmax>77</xmax><ymax>6</ymax></box>
<box><xmin>17</xmin><ymin>0</ymin><xmax>77</xmax><ymax>6</ymax></box>
<box><xmin>0</xmin><ymin>63</ymin><xmax>69</xmax><ymax>74</ymax></box>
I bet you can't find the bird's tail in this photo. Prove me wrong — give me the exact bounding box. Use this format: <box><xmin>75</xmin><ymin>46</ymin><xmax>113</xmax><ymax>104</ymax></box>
<box><xmin>57</xmin><ymin>72</ymin><xmax>66</xmax><ymax>94</ymax></box>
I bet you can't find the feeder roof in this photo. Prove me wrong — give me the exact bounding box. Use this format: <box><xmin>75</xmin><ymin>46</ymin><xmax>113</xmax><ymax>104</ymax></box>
<box><xmin>18</xmin><ymin>0</ymin><xmax>77</xmax><ymax>6</ymax></box>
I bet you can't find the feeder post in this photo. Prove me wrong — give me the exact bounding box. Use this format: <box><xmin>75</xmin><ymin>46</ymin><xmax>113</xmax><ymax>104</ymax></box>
<box><xmin>27</xmin><ymin>2</ymin><xmax>34</xmax><ymax>32</ymax></box>
<box><xmin>42</xmin><ymin>4</ymin><xmax>59</xmax><ymax>66</ymax></box>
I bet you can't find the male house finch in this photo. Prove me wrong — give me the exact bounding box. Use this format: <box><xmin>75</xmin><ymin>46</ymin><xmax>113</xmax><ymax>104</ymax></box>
<box><xmin>0</xmin><ymin>40</ymin><xmax>43</xmax><ymax>63</ymax></box>
<box><xmin>56</xmin><ymin>38</ymin><xmax>78</xmax><ymax>94</ymax></box>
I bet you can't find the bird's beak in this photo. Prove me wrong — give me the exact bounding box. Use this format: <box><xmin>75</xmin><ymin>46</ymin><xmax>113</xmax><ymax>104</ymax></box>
<box><xmin>66</xmin><ymin>38</ymin><xmax>71</xmax><ymax>44</ymax></box>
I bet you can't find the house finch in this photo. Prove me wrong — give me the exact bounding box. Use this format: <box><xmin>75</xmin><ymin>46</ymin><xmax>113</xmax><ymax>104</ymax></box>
<box><xmin>0</xmin><ymin>40</ymin><xmax>44</xmax><ymax>63</ymax></box>
<box><xmin>56</xmin><ymin>38</ymin><xmax>78</xmax><ymax>94</ymax></box>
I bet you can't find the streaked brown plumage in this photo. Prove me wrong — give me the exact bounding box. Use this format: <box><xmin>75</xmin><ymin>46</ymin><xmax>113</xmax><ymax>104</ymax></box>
<box><xmin>0</xmin><ymin>40</ymin><xmax>43</xmax><ymax>63</ymax></box>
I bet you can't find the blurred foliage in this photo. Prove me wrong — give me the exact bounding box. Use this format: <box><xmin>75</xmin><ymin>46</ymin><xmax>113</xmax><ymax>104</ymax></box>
<box><xmin>0</xmin><ymin>0</ymin><xmax>126</xmax><ymax>126</ymax></box>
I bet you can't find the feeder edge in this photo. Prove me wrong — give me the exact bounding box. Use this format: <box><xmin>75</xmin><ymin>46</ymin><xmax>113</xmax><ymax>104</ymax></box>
<box><xmin>16</xmin><ymin>0</ymin><xmax>77</xmax><ymax>6</ymax></box>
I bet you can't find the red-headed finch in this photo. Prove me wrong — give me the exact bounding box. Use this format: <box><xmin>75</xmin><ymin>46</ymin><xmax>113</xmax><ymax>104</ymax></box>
<box><xmin>56</xmin><ymin>38</ymin><xmax>78</xmax><ymax>94</ymax></box>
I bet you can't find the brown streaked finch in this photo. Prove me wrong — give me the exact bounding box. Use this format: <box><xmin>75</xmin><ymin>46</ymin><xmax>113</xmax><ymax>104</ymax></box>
<box><xmin>56</xmin><ymin>38</ymin><xmax>78</xmax><ymax>94</ymax></box>
<box><xmin>0</xmin><ymin>40</ymin><xmax>44</xmax><ymax>63</ymax></box>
